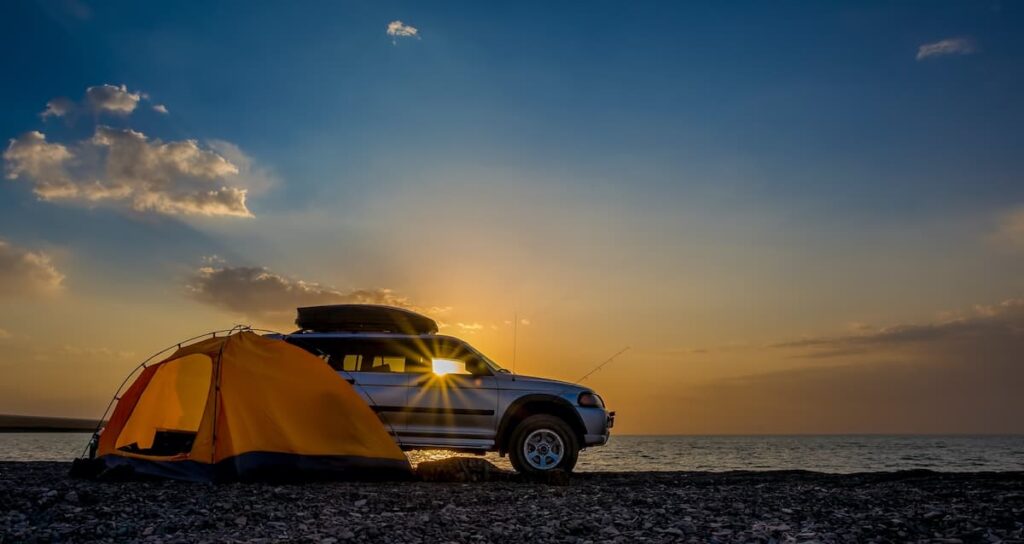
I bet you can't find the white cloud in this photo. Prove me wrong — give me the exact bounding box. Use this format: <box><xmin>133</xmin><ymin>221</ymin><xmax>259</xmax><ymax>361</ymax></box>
<box><xmin>93</xmin><ymin>126</ymin><xmax>237</xmax><ymax>179</ymax></box>
<box><xmin>4</xmin><ymin>128</ymin><xmax>253</xmax><ymax>217</ymax></box>
<box><xmin>40</xmin><ymin>97</ymin><xmax>75</xmax><ymax>119</ymax></box>
<box><xmin>387</xmin><ymin>20</ymin><xmax>419</xmax><ymax>41</ymax></box>
<box><xmin>38</xmin><ymin>84</ymin><xmax>156</xmax><ymax>119</ymax></box>
<box><xmin>207</xmin><ymin>139</ymin><xmax>278</xmax><ymax>196</ymax></box>
<box><xmin>11</xmin><ymin>85</ymin><xmax>271</xmax><ymax>218</ymax></box>
<box><xmin>85</xmin><ymin>84</ymin><xmax>142</xmax><ymax>115</ymax></box>
<box><xmin>916</xmin><ymin>37</ymin><xmax>977</xmax><ymax>61</ymax></box>
<box><xmin>457</xmin><ymin>322</ymin><xmax>484</xmax><ymax>332</ymax></box>
<box><xmin>2</xmin><ymin>131</ymin><xmax>76</xmax><ymax>197</ymax></box>
<box><xmin>0</xmin><ymin>238</ymin><xmax>65</xmax><ymax>297</ymax></box>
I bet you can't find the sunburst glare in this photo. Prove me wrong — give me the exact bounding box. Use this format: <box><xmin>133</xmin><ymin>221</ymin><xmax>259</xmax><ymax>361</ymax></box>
<box><xmin>431</xmin><ymin>358</ymin><xmax>467</xmax><ymax>376</ymax></box>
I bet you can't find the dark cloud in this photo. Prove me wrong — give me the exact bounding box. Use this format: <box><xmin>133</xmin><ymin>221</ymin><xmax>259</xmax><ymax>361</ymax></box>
<box><xmin>682</xmin><ymin>342</ymin><xmax>1022</xmax><ymax>434</ymax></box>
<box><xmin>672</xmin><ymin>298</ymin><xmax>1024</xmax><ymax>433</ymax></box>
<box><xmin>772</xmin><ymin>299</ymin><xmax>1024</xmax><ymax>358</ymax></box>
<box><xmin>186</xmin><ymin>265</ymin><xmax>411</xmax><ymax>323</ymax></box>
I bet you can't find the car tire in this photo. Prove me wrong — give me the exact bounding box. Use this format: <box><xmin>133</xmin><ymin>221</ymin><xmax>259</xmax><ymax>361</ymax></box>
<box><xmin>508</xmin><ymin>414</ymin><xmax>579</xmax><ymax>474</ymax></box>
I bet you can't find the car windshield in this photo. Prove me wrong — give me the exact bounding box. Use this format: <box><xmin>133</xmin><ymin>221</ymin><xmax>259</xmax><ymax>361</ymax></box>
<box><xmin>461</xmin><ymin>343</ymin><xmax>508</xmax><ymax>373</ymax></box>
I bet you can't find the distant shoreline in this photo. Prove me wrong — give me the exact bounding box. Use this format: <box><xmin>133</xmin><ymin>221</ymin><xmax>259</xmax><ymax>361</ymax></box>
<box><xmin>0</xmin><ymin>415</ymin><xmax>101</xmax><ymax>433</ymax></box>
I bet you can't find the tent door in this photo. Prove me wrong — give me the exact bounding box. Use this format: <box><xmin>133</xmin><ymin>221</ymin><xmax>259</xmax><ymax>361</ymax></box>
<box><xmin>114</xmin><ymin>353</ymin><xmax>212</xmax><ymax>457</ymax></box>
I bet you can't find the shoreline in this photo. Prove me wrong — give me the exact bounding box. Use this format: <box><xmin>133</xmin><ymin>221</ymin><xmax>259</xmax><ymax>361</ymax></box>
<box><xmin>2</xmin><ymin>462</ymin><xmax>1022</xmax><ymax>542</ymax></box>
<box><xmin>0</xmin><ymin>415</ymin><xmax>100</xmax><ymax>433</ymax></box>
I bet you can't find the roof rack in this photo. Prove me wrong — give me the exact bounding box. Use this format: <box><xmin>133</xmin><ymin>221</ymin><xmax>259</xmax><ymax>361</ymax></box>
<box><xmin>295</xmin><ymin>304</ymin><xmax>438</xmax><ymax>335</ymax></box>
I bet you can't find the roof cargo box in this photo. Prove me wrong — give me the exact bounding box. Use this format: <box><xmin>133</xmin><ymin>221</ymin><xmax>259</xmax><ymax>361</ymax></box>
<box><xmin>295</xmin><ymin>304</ymin><xmax>438</xmax><ymax>334</ymax></box>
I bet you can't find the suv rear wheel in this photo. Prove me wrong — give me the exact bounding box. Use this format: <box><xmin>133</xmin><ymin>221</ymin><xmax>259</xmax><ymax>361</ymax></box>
<box><xmin>508</xmin><ymin>414</ymin><xmax>579</xmax><ymax>474</ymax></box>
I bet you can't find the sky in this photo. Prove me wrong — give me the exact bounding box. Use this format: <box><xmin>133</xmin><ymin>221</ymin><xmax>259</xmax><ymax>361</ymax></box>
<box><xmin>1</xmin><ymin>0</ymin><xmax>1023</xmax><ymax>434</ymax></box>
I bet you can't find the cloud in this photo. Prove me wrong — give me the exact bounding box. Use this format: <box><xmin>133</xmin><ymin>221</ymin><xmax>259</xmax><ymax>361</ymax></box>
<box><xmin>387</xmin><ymin>20</ymin><xmax>419</xmax><ymax>41</ymax></box>
<box><xmin>993</xmin><ymin>206</ymin><xmax>1024</xmax><ymax>250</ymax></box>
<box><xmin>2</xmin><ymin>132</ymin><xmax>74</xmax><ymax>196</ymax></box>
<box><xmin>40</xmin><ymin>84</ymin><xmax>148</xmax><ymax>119</ymax></box>
<box><xmin>152</xmin><ymin>104</ymin><xmax>169</xmax><ymax>115</ymax></box>
<box><xmin>772</xmin><ymin>298</ymin><xmax>1024</xmax><ymax>358</ymax></box>
<box><xmin>187</xmin><ymin>265</ymin><xmax>413</xmax><ymax>323</ymax></box>
<box><xmin>4</xmin><ymin>128</ymin><xmax>253</xmax><ymax>217</ymax></box>
<box><xmin>666</xmin><ymin>297</ymin><xmax>1024</xmax><ymax>433</ymax></box>
<box><xmin>52</xmin><ymin>345</ymin><xmax>135</xmax><ymax>360</ymax></box>
<box><xmin>457</xmin><ymin>322</ymin><xmax>484</xmax><ymax>332</ymax></box>
<box><xmin>85</xmin><ymin>84</ymin><xmax>142</xmax><ymax>115</ymax></box>
<box><xmin>682</xmin><ymin>344</ymin><xmax>1022</xmax><ymax>433</ymax></box>
<box><xmin>0</xmin><ymin>238</ymin><xmax>65</xmax><ymax>297</ymax></box>
<box><xmin>206</xmin><ymin>139</ymin><xmax>278</xmax><ymax>196</ymax></box>
<box><xmin>916</xmin><ymin>37</ymin><xmax>977</xmax><ymax>60</ymax></box>
<box><xmin>40</xmin><ymin>98</ymin><xmax>75</xmax><ymax>119</ymax></box>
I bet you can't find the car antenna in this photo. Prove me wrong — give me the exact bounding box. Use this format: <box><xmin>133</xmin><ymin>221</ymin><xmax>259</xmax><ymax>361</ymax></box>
<box><xmin>576</xmin><ymin>346</ymin><xmax>630</xmax><ymax>384</ymax></box>
<box><xmin>511</xmin><ymin>311</ymin><xmax>518</xmax><ymax>381</ymax></box>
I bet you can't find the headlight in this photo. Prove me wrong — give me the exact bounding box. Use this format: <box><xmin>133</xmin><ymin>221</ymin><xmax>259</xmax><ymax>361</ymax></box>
<box><xmin>578</xmin><ymin>392</ymin><xmax>604</xmax><ymax>408</ymax></box>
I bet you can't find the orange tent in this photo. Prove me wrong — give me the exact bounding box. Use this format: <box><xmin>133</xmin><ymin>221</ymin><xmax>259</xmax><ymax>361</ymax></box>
<box><xmin>92</xmin><ymin>331</ymin><xmax>410</xmax><ymax>481</ymax></box>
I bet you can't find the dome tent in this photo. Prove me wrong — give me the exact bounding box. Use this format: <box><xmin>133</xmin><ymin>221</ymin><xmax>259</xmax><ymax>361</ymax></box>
<box><xmin>82</xmin><ymin>330</ymin><xmax>410</xmax><ymax>482</ymax></box>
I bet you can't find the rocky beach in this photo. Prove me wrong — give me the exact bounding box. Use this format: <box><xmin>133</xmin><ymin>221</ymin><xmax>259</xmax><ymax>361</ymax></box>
<box><xmin>2</xmin><ymin>461</ymin><xmax>1022</xmax><ymax>543</ymax></box>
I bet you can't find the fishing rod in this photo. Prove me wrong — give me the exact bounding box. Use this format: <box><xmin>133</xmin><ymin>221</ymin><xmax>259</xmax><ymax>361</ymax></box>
<box><xmin>576</xmin><ymin>346</ymin><xmax>630</xmax><ymax>384</ymax></box>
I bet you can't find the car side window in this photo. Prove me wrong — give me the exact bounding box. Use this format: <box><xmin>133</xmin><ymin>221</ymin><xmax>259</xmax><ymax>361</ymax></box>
<box><xmin>314</xmin><ymin>339</ymin><xmax>429</xmax><ymax>373</ymax></box>
<box><xmin>364</xmin><ymin>355</ymin><xmax>405</xmax><ymax>373</ymax></box>
<box><xmin>288</xmin><ymin>337</ymin><xmax>488</xmax><ymax>375</ymax></box>
<box><xmin>339</xmin><ymin>354</ymin><xmax>361</xmax><ymax>372</ymax></box>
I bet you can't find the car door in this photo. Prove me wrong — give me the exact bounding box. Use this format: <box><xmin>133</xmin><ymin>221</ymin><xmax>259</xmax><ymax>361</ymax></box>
<box><xmin>402</xmin><ymin>339</ymin><xmax>499</xmax><ymax>449</ymax></box>
<box><xmin>292</xmin><ymin>337</ymin><xmax>415</xmax><ymax>437</ymax></box>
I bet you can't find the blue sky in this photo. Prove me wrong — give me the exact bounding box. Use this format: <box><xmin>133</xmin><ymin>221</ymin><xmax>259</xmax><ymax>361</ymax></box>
<box><xmin>1</xmin><ymin>1</ymin><xmax>1023</xmax><ymax>432</ymax></box>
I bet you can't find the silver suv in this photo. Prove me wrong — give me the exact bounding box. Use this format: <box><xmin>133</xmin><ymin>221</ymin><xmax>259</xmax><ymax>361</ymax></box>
<box><xmin>278</xmin><ymin>305</ymin><xmax>614</xmax><ymax>474</ymax></box>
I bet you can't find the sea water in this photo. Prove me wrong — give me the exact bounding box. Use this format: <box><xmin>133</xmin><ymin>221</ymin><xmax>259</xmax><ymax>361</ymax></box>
<box><xmin>2</xmin><ymin>433</ymin><xmax>1022</xmax><ymax>472</ymax></box>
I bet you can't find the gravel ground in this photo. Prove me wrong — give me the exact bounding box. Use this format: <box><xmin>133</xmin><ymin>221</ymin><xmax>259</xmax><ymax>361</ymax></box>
<box><xmin>2</xmin><ymin>461</ymin><xmax>1023</xmax><ymax>543</ymax></box>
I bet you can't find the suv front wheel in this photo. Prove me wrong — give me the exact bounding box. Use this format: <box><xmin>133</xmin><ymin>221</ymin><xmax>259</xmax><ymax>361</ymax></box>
<box><xmin>508</xmin><ymin>414</ymin><xmax>579</xmax><ymax>474</ymax></box>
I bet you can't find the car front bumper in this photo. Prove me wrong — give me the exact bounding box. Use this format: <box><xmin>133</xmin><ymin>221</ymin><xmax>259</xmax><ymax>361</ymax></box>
<box><xmin>579</xmin><ymin>407</ymin><xmax>614</xmax><ymax>447</ymax></box>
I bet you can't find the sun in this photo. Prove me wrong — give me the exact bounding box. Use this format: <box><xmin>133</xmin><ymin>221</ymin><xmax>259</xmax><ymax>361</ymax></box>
<box><xmin>431</xmin><ymin>358</ymin><xmax>465</xmax><ymax>376</ymax></box>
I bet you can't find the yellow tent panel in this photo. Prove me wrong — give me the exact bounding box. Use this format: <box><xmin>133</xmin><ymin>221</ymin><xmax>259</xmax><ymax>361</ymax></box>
<box><xmin>93</xmin><ymin>331</ymin><xmax>410</xmax><ymax>481</ymax></box>
<box><xmin>115</xmin><ymin>353</ymin><xmax>211</xmax><ymax>452</ymax></box>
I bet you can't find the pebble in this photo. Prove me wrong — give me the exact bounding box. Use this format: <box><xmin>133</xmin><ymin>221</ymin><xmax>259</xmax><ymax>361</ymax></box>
<box><xmin>1</xmin><ymin>461</ymin><xmax>1022</xmax><ymax>543</ymax></box>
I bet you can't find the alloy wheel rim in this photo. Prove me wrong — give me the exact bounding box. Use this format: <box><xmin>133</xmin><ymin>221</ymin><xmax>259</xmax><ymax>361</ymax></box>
<box><xmin>523</xmin><ymin>428</ymin><xmax>564</xmax><ymax>470</ymax></box>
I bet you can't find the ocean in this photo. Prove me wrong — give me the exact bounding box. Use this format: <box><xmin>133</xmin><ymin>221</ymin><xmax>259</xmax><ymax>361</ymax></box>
<box><xmin>2</xmin><ymin>433</ymin><xmax>1022</xmax><ymax>472</ymax></box>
